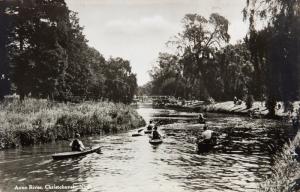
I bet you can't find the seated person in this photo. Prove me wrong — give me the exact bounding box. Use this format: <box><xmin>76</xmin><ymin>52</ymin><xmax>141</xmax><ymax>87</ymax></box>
<box><xmin>199</xmin><ymin>125</ymin><xmax>216</xmax><ymax>145</ymax></box>
<box><xmin>198</xmin><ymin>113</ymin><xmax>206</xmax><ymax>123</ymax></box>
<box><xmin>147</xmin><ymin>120</ymin><xmax>155</xmax><ymax>130</ymax></box>
<box><xmin>151</xmin><ymin>126</ymin><xmax>161</xmax><ymax>140</ymax></box>
<box><xmin>69</xmin><ymin>133</ymin><xmax>85</xmax><ymax>151</ymax></box>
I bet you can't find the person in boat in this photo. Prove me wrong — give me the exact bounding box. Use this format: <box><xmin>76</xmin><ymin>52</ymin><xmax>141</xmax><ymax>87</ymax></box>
<box><xmin>198</xmin><ymin>113</ymin><xmax>206</xmax><ymax>124</ymax></box>
<box><xmin>69</xmin><ymin>133</ymin><xmax>85</xmax><ymax>151</ymax></box>
<box><xmin>151</xmin><ymin>126</ymin><xmax>161</xmax><ymax>140</ymax></box>
<box><xmin>147</xmin><ymin>120</ymin><xmax>155</xmax><ymax>131</ymax></box>
<box><xmin>233</xmin><ymin>96</ymin><xmax>238</xmax><ymax>105</ymax></box>
<box><xmin>198</xmin><ymin>125</ymin><xmax>216</xmax><ymax>145</ymax></box>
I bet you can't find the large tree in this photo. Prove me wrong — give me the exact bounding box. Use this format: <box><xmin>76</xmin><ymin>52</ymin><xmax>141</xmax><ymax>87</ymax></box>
<box><xmin>174</xmin><ymin>13</ymin><xmax>230</xmax><ymax>100</ymax></box>
<box><xmin>244</xmin><ymin>0</ymin><xmax>300</xmax><ymax>115</ymax></box>
<box><xmin>5</xmin><ymin>0</ymin><xmax>70</xmax><ymax>100</ymax></box>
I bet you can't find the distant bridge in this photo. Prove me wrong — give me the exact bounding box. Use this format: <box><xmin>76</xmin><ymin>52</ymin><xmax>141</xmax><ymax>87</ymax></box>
<box><xmin>134</xmin><ymin>95</ymin><xmax>175</xmax><ymax>103</ymax></box>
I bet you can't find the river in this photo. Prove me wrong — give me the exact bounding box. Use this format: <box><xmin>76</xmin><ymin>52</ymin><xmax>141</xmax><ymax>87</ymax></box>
<box><xmin>0</xmin><ymin>104</ymin><xmax>294</xmax><ymax>192</ymax></box>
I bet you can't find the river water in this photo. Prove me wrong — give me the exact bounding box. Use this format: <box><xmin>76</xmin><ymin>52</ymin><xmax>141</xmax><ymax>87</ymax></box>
<box><xmin>0</xmin><ymin>104</ymin><xmax>295</xmax><ymax>192</ymax></box>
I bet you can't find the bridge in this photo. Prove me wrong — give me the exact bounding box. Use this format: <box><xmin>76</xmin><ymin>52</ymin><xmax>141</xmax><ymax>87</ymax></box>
<box><xmin>133</xmin><ymin>95</ymin><xmax>176</xmax><ymax>103</ymax></box>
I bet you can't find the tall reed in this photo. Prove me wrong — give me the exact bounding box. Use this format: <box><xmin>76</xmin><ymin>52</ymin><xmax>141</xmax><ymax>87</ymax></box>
<box><xmin>0</xmin><ymin>98</ymin><xmax>145</xmax><ymax>149</ymax></box>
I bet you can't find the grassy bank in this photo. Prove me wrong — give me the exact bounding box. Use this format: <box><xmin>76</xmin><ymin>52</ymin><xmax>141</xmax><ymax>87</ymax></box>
<box><xmin>194</xmin><ymin>101</ymin><xmax>300</xmax><ymax>119</ymax></box>
<box><xmin>259</xmin><ymin>133</ymin><xmax>300</xmax><ymax>192</ymax></box>
<box><xmin>0</xmin><ymin>98</ymin><xmax>145</xmax><ymax>149</ymax></box>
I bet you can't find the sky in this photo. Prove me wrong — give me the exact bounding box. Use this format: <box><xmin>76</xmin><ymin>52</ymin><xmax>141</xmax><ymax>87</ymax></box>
<box><xmin>65</xmin><ymin>0</ymin><xmax>249</xmax><ymax>86</ymax></box>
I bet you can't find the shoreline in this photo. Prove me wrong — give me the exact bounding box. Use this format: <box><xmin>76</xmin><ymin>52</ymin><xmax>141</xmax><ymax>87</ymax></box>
<box><xmin>166</xmin><ymin>101</ymin><xmax>300</xmax><ymax>120</ymax></box>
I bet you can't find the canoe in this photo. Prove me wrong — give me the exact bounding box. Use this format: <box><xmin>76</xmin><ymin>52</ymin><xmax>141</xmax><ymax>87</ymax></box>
<box><xmin>52</xmin><ymin>146</ymin><xmax>101</xmax><ymax>160</ymax></box>
<box><xmin>196</xmin><ymin>138</ymin><xmax>217</xmax><ymax>153</ymax></box>
<box><xmin>149</xmin><ymin>139</ymin><xmax>163</xmax><ymax>145</ymax></box>
<box><xmin>132</xmin><ymin>133</ymin><xmax>142</xmax><ymax>137</ymax></box>
<box><xmin>196</xmin><ymin>142</ymin><xmax>215</xmax><ymax>153</ymax></box>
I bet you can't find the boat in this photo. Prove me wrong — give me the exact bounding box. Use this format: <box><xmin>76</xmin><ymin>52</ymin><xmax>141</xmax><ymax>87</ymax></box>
<box><xmin>144</xmin><ymin>130</ymin><xmax>152</xmax><ymax>134</ymax></box>
<box><xmin>132</xmin><ymin>133</ymin><xmax>142</xmax><ymax>137</ymax></box>
<box><xmin>196</xmin><ymin>138</ymin><xmax>217</xmax><ymax>153</ymax></box>
<box><xmin>149</xmin><ymin>138</ymin><xmax>163</xmax><ymax>145</ymax></box>
<box><xmin>52</xmin><ymin>146</ymin><xmax>101</xmax><ymax>160</ymax></box>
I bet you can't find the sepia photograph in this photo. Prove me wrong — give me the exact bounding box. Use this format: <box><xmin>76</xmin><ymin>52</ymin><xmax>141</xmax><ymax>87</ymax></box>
<box><xmin>0</xmin><ymin>0</ymin><xmax>300</xmax><ymax>191</ymax></box>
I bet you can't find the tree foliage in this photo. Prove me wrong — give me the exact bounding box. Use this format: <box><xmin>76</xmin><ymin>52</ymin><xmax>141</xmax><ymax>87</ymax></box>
<box><xmin>150</xmin><ymin>13</ymin><xmax>255</xmax><ymax>101</ymax></box>
<box><xmin>2</xmin><ymin>0</ymin><xmax>137</xmax><ymax>103</ymax></box>
<box><xmin>244</xmin><ymin>0</ymin><xmax>300</xmax><ymax>115</ymax></box>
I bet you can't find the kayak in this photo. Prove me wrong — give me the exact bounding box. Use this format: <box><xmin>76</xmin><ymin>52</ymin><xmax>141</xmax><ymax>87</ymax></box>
<box><xmin>149</xmin><ymin>139</ymin><xmax>163</xmax><ymax>145</ymax></box>
<box><xmin>196</xmin><ymin>142</ymin><xmax>215</xmax><ymax>153</ymax></box>
<box><xmin>52</xmin><ymin>146</ymin><xmax>101</xmax><ymax>160</ymax></box>
<box><xmin>196</xmin><ymin>138</ymin><xmax>217</xmax><ymax>153</ymax></box>
<box><xmin>132</xmin><ymin>133</ymin><xmax>142</xmax><ymax>137</ymax></box>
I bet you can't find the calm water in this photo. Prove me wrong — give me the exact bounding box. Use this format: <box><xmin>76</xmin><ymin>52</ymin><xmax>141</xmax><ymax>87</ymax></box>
<box><xmin>0</xmin><ymin>104</ymin><xmax>294</xmax><ymax>192</ymax></box>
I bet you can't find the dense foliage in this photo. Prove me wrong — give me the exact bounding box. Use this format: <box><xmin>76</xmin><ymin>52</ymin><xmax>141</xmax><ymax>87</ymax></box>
<box><xmin>244</xmin><ymin>0</ymin><xmax>300</xmax><ymax>115</ymax></box>
<box><xmin>149</xmin><ymin>2</ymin><xmax>300</xmax><ymax>114</ymax></box>
<box><xmin>0</xmin><ymin>0</ymin><xmax>137</xmax><ymax>103</ymax></box>
<box><xmin>149</xmin><ymin>13</ymin><xmax>256</xmax><ymax>101</ymax></box>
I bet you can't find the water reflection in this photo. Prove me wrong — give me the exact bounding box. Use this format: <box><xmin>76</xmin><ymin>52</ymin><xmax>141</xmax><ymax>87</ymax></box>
<box><xmin>0</xmin><ymin>105</ymin><xmax>294</xmax><ymax>192</ymax></box>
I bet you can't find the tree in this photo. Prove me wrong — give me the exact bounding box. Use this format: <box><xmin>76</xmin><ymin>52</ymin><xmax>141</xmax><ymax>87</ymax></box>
<box><xmin>244</xmin><ymin>0</ymin><xmax>300</xmax><ymax>115</ymax></box>
<box><xmin>150</xmin><ymin>53</ymin><xmax>186</xmax><ymax>98</ymax></box>
<box><xmin>6</xmin><ymin>0</ymin><xmax>70</xmax><ymax>100</ymax></box>
<box><xmin>174</xmin><ymin>13</ymin><xmax>230</xmax><ymax>100</ymax></box>
<box><xmin>104</xmin><ymin>57</ymin><xmax>137</xmax><ymax>103</ymax></box>
<box><xmin>0</xmin><ymin>0</ymin><xmax>10</xmax><ymax>99</ymax></box>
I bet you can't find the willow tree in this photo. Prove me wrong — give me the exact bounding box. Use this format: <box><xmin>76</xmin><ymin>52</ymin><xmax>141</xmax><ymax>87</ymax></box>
<box><xmin>244</xmin><ymin>0</ymin><xmax>300</xmax><ymax>115</ymax></box>
<box><xmin>173</xmin><ymin>13</ymin><xmax>230</xmax><ymax>100</ymax></box>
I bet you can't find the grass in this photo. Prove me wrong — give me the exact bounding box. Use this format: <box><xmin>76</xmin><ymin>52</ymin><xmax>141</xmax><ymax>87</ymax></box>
<box><xmin>0</xmin><ymin>98</ymin><xmax>145</xmax><ymax>149</ymax></box>
<box><xmin>259</xmin><ymin>133</ymin><xmax>300</xmax><ymax>192</ymax></box>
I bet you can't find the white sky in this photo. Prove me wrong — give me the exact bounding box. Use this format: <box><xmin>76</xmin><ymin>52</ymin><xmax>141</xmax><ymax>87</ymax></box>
<box><xmin>66</xmin><ymin>0</ymin><xmax>249</xmax><ymax>86</ymax></box>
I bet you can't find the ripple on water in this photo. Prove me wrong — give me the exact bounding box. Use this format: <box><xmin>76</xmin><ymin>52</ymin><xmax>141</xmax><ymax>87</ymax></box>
<box><xmin>0</xmin><ymin>109</ymin><xmax>294</xmax><ymax>192</ymax></box>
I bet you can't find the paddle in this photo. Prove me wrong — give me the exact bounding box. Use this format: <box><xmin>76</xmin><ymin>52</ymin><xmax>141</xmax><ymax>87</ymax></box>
<box><xmin>137</xmin><ymin>128</ymin><xmax>144</xmax><ymax>133</ymax></box>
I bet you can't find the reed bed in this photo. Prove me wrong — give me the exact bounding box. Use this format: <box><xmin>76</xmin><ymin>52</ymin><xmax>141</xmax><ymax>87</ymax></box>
<box><xmin>260</xmin><ymin>134</ymin><xmax>300</xmax><ymax>192</ymax></box>
<box><xmin>0</xmin><ymin>98</ymin><xmax>145</xmax><ymax>149</ymax></box>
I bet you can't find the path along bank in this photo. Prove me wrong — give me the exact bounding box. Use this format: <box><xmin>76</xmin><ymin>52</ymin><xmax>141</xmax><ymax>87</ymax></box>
<box><xmin>0</xmin><ymin>98</ymin><xmax>145</xmax><ymax>149</ymax></box>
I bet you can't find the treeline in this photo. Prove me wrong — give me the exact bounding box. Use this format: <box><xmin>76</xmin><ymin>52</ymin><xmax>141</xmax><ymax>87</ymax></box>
<box><xmin>0</xmin><ymin>0</ymin><xmax>137</xmax><ymax>103</ymax></box>
<box><xmin>147</xmin><ymin>0</ymin><xmax>300</xmax><ymax>115</ymax></box>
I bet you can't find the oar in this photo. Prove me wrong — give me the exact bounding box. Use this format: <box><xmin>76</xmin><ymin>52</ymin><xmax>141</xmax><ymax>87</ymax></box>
<box><xmin>138</xmin><ymin>128</ymin><xmax>144</xmax><ymax>133</ymax></box>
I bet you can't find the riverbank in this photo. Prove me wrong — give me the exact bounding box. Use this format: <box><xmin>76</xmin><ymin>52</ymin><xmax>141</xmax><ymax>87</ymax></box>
<box><xmin>0</xmin><ymin>98</ymin><xmax>145</xmax><ymax>149</ymax></box>
<box><xmin>260</xmin><ymin>132</ymin><xmax>300</xmax><ymax>191</ymax></box>
<box><xmin>191</xmin><ymin>101</ymin><xmax>300</xmax><ymax>119</ymax></box>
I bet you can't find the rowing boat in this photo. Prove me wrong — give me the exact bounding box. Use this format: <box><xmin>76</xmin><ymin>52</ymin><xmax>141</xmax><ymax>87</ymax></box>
<box><xmin>52</xmin><ymin>146</ymin><xmax>101</xmax><ymax>160</ymax></box>
<box><xmin>149</xmin><ymin>139</ymin><xmax>163</xmax><ymax>145</ymax></box>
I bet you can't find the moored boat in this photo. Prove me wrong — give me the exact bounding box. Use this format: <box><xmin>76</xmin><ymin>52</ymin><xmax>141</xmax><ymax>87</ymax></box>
<box><xmin>52</xmin><ymin>146</ymin><xmax>101</xmax><ymax>160</ymax></box>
